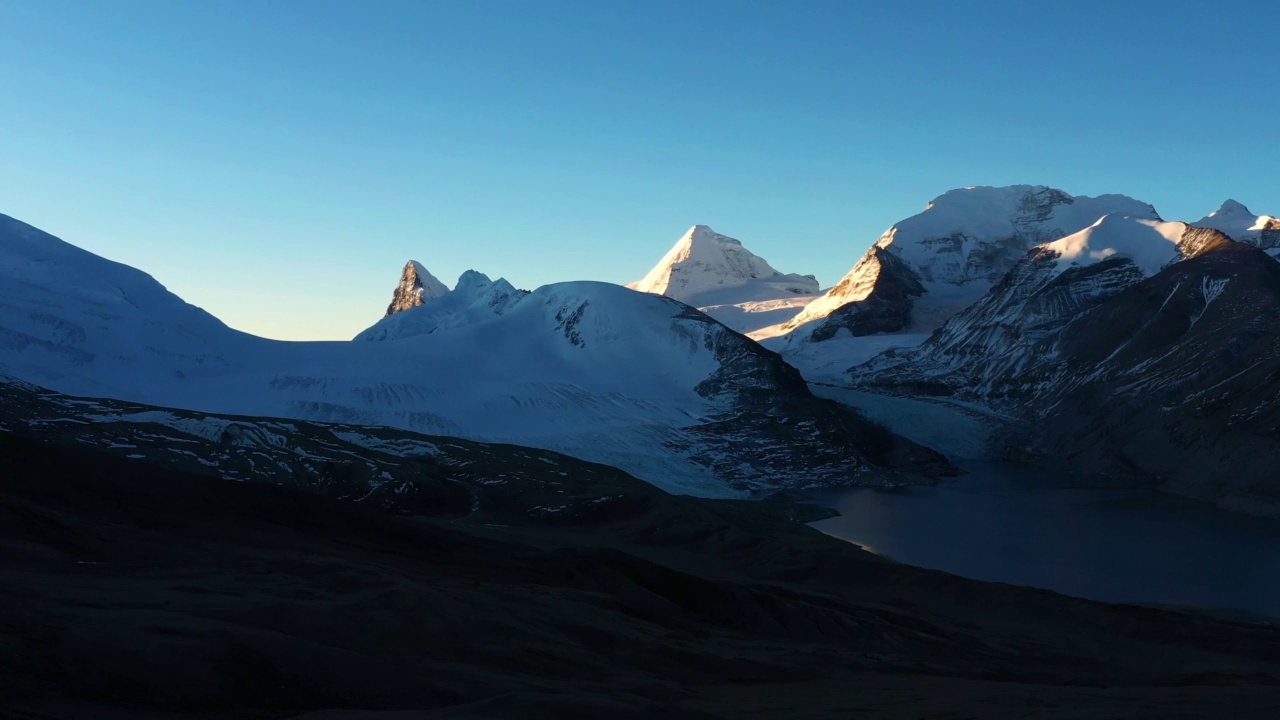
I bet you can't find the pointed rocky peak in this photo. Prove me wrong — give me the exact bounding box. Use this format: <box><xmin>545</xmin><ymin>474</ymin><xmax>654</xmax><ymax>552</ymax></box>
<box><xmin>1209</xmin><ymin>199</ymin><xmax>1253</xmax><ymax>217</ymax></box>
<box><xmin>628</xmin><ymin>225</ymin><xmax>818</xmax><ymax>304</ymax></box>
<box><xmin>1195</xmin><ymin>199</ymin><xmax>1279</xmax><ymax>247</ymax></box>
<box><xmin>357</xmin><ymin>267</ymin><xmax>528</xmax><ymax>342</ymax></box>
<box><xmin>385</xmin><ymin>260</ymin><xmax>450</xmax><ymax>317</ymax></box>
<box><xmin>654</xmin><ymin>225</ymin><xmax>749</xmax><ymax>270</ymax></box>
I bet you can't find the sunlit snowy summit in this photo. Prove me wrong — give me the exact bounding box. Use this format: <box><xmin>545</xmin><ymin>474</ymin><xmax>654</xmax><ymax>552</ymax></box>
<box><xmin>627</xmin><ymin>224</ymin><xmax>820</xmax><ymax>333</ymax></box>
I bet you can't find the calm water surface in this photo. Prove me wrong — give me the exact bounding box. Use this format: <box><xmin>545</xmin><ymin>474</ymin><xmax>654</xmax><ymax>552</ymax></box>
<box><xmin>809</xmin><ymin>462</ymin><xmax>1280</xmax><ymax>617</ymax></box>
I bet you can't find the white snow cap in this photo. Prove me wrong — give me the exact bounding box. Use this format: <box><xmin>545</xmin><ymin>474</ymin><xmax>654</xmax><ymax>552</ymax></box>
<box><xmin>874</xmin><ymin>185</ymin><xmax>1159</xmax><ymax>281</ymax></box>
<box><xmin>383</xmin><ymin>260</ymin><xmax>450</xmax><ymax>318</ymax></box>
<box><xmin>1195</xmin><ymin>199</ymin><xmax>1278</xmax><ymax>242</ymax></box>
<box><xmin>1041</xmin><ymin>215</ymin><xmax>1189</xmax><ymax>276</ymax></box>
<box><xmin>627</xmin><ymin>225</ymin><xmax>818</xmax><ymax>305</ymax></box>
<box><xmin>404</xmin><ymin>260</ymin><xmax>449</xmax><ymax>300</ymax></box>
<box><xmin>1211</xmin><ymin>199</ymin><xmax>1253</xmax><ymax>216</ymax></box>
<box><xmin>764</xmin><ymin>185</ymin><xmax>1158</xmax><ymax>339</ymax></box>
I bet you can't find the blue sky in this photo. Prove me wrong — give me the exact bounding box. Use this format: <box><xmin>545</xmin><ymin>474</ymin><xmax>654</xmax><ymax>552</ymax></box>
<box><xmin>1</xmin><ymin>0</ymin><xmax>1275</xmax><ymax>340</ymax></box>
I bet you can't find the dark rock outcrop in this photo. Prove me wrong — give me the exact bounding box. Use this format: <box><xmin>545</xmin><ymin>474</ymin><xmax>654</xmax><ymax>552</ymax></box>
<box><xmin>807</xmin><ymin>248</ymin><xmax>925</xmax><ymax>340</ymax></box>
<box><xmin>384</xmin><ymin>260</ymin><xmax>449</xmax><ymax>317</ymax></box>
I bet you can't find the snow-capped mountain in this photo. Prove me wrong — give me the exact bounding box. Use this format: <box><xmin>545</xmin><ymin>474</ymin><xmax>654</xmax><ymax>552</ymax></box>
<box><xmin>0</xmin><ymin>212</ymin><xmax>947</xmax><ymax>496</ymax></box>
<box><xmin>627</xmin><ymin>225</ymin><xmax>820</xmax><ymax>333</ymax></box>
<box><xmin>384</xmin><ymin>260</ymin><xmax>449</xmax><ymax>316</ymax></box>
<box><xmin>844</xmin><ymin>204</ymin><xmax>1280</xmax><ymax>516</ymax></box>
<box><xmin>1195</xmin><ymin>199</ymin><xmax>1280</xmax><ymax>254</ymax></box>
<box><xmin>758</xmin><ymin>186</ymin><xmax>1159</xmax><ymax>344</ymax></box>
<box><xmin>853</xmin><ymin>216</ymin><xmax>1234</xmax><ymax>399</ymax></box>
<box><xmin>356</xmin><ymin>269</ymin><xmax>526</xmax><ymax>341</ymax></box>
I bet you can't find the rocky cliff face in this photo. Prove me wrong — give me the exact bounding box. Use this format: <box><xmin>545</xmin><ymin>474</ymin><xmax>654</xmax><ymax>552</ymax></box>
<box><xmin>1031</xmin><ymin>243</ymin><xmax>1280</xmax><ymax>516</ymax></box>
<box><xmin>804</xmin><ymin>248</ymin><xmax>925</xmax><ymax>340</ymax></box>
<box><xmin>384</xmin><ymin>260</ymin><xmax>449</xmax><ymax>317</ymax></box>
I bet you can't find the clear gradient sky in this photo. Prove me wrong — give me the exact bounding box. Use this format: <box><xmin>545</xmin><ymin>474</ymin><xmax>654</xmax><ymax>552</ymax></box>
<box><xmin>1</xmin><ymin>0</ymin><xmax>1276</xmax><ymax>340</ymax></box>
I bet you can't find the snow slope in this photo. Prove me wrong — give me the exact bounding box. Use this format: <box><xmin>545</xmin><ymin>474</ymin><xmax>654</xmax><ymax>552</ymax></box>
<box><xmin>0</xmin><ymin>213</ymin><xmax>274</xmax><ymax>398</ymax></box>
<box><xmin>771</xmin><ymin>333</ymin><xmax>929</xmax><ymax>385</ymax></box>
<box><xmin>1039</xmin><ymin>216</ymin><xmax>1191</xmax><ymax>275</ymax></box>
<box><xmin>628</xmin><ymin>225</ymin><xmax>820</xmax><ymax>333</ymax></box>
<box><xmin>0</xmin><ymin>212</ymin><xmax>941</xmax><ymax>496</ymax></box>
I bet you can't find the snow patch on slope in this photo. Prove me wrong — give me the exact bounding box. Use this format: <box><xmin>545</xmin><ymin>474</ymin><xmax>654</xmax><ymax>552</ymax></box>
<box><xmin>762</xmin><ymin>332</ymin><xmax>929</xmax><ymax>385</ymax></box>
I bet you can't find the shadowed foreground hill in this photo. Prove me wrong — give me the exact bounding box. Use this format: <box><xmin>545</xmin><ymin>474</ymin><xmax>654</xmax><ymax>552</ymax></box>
<box><xmin>3</xmin><ymin>433</ymin><xmax>1280</xmax><ymax>719</ymax></box>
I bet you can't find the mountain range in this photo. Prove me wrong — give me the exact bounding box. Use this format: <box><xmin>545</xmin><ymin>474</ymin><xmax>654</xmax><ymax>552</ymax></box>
<box><xmin>5</xmin><ymin>184</ymin><xmax>1280</xmax><ymax>717</ymax></box>
<box><xmin>0</xmin><ymin>211</ymin><xmax>947</xmax><ymax>499</ymax></box>
<box><xmin>2</xmin><ymin>185</ymin><xmax>1277</xmax><ymax>514</ymax></box>
<box><xmin>836</xmin><ymin>194</ymin><xmax>1280</xmax><ymax>515</ymax></box>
